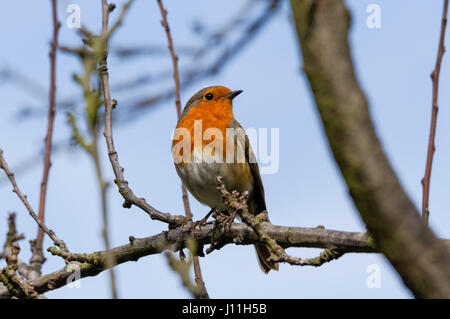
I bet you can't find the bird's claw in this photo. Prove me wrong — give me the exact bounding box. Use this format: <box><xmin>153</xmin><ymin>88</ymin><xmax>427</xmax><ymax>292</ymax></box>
<box><xmin>190</xmin><ymin>209</ymin><xmax>215</xmax><ymax>232</ymax></box>
<box><xmin>222</xmin><ymin>211</ymin><xmax>237</xmax><ymax>230</ymax></box>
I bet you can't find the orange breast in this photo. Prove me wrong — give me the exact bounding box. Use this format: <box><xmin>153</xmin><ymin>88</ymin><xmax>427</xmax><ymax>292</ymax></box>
<box><xmin>173</xmin><ymin>99</ymin><xmax>234</xmax><ymax>163</ymax></box>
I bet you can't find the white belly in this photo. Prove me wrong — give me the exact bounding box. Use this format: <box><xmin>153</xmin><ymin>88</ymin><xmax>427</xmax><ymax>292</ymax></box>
<box><xmin>175</xmin><ymin>152</ymin><xmax>253</xmax><ymax>212</ymax></box>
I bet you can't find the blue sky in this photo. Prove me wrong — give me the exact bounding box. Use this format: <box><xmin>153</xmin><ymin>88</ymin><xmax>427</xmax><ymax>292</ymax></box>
<box><xmin>0</xmin><ymin>0</ymin><xmax>449</xmax><ymax>298</ymax></box>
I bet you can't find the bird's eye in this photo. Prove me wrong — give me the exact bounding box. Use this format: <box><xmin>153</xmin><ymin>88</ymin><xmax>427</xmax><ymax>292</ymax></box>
<box><xmin>205</xmin><ymin>93</ymin><xmax>214</xmax><ymax>101</ymax></box>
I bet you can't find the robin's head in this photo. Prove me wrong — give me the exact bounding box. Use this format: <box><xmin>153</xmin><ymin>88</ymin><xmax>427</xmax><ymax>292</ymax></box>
<box><xmin>181</xmin><ymin>86</ymin><xmax>243</xmax><ymax>118</ymax></box>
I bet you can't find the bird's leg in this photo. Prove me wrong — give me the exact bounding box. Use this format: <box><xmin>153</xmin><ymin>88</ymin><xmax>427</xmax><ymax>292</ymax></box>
<box><xmin>222</xmin><ymin>210</ymin><xmax>237</xmax><ymax>230</ymax></box>
<box><xmin>191</xmin><ymin>208</ymin><xmax>215</xmax><ymax>231</ymax></box>
<box><xmin>212</xmin><ymin>210</ymin><xmax>237</xmax><ymax>229</ymax></box>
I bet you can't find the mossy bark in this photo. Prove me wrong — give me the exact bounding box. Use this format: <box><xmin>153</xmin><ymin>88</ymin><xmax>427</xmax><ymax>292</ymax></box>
<box><xmin>290</xmin><ymin>0</ymin><xmax>450</xmax><ymax>298</ymax></box>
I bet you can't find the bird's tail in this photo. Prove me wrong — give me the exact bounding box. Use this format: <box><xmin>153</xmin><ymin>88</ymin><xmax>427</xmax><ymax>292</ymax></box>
<box><xmin>254</xmin><ymin>244</ymin><xmax>279</xmax><ymax>274</ymax></box>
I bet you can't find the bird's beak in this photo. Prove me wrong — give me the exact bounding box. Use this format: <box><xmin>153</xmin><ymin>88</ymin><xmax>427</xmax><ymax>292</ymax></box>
<box><xmin>224</xmin><ymin>90</ymin><xmax>243</xmax><ymax>100</ymax></box>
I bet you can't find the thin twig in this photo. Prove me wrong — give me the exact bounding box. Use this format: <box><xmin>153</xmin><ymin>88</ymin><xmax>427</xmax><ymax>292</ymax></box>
<box><xmin>1</xmin><ymin>257</ymin><xmax>39</xmax><ymax>299</ymax></box>
<box><xmin>1</xmin><ymin>213</ymin><xmax>29</xmax><ymax>280</ymax></box>
<box><xmin>165</xmin><ymin>249</ymin><xmax>204</xmax><ymax>299</ymax></box>
<box><xmin>11</xmin><ymin>1</ymin><xmax>281</xmax><ymax>127</ymax></box>
<box><xmin>126</xmin><ymin>0</ymin><xmax>281</xmax><ymax>117</ymax></box>
<box><xmin>0</xmin><ymin>150</ymin><xmax>67</xmax><ymax>252</ymax></box>
<box><xmin>68</xmin><ymin>111</ymin><xmax>118</xmax><ymax>298</ymax></box>
<box><xmin>68</xmin><ymin>62</ymin><xmax>118</xmax><ymax>298</ymax></box>
<box><xmin>157</xmin><ymin>0</ymin><xmax>182</xmax><ymax>118</ymax></box>
<box><xmin>92</xmin><ymin>131</ymin><xmax>118</xmax><ymax>298</ymax></box>
<box><xmin>157</xmin><ymin>0</ymin><xmax>209</xmax><ymax>299</ymax></box>
<box><xmin>216</xmin><ymin>176</ymin><xmax>346</xmax><ymax>267</ymax></box>
<box><xmin>34</xmin><ymin>0</ymin><xmax>61</xmax><ymax>275</ymax></box>
<box><xmin>0</xmin><ymin>214</ymin><xmax>39</xmax><ymax>299</ymax></box>
<box><xmin>422</xmin><ymin>0</ymin><xmax>449</xmax><ymax>225</ymax></box>
<box><xmin>99</xmin><ymin>0</ymin><xmax>185</xmax><ymax>227</ymax></box>
<box><xmin>3</xmin><ymin>213</ymin><xmax>25</xmax><ymax>252</ymax></box>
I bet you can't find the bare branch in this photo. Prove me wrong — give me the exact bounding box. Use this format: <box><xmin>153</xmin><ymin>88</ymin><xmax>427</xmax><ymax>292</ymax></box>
<box><xmin>67</xmin><ymin>78</ymin><xmax>118</xmax><ymax>299</ymax></box>
<box><xmin>1</xmin><ymin>264</ymin><xmax>39</xmax><ymax>299</ymax></box>
<box><xmin>0</xmin><ymin>150</ymin><xmax>67</xmax><ymax>253</ymax></box>
<box><xmin>216</xmin><ymin>176</ymin><xmax>346</xmax><ymax>267</ymax></box>
<box><xmin>98</xmin><ymin>0</ymin><xmax>186</xmax><ymax>226</ymax></box>
<box><xmin>0</xmin><ymin>220</ymin><xmax>395</xmax><ymax>298</ymax></box>
<box><xmin>422</xmin><ymin>0</ymin><xmax>449</xmax><ymax>225</ymax></box>
<box><xmin>2</xmin><ymin>213</ymin><xmax>25</xmax><ymax>253</ymax></box>
<box><xmin>0</xmin><ymin>213</ymin><xmax>39</xmax><ymax>298</ymax></box>
<box><xmin>34</xmin><ymin>0</ymin><xmax>61</xmax><ymax>273</ymax></box>
<box><xmin>126</xmin><ymin>0</ymin><xmax>281</xmax><ymax>117</ymax></box>
<box><xmin>165</xmin><ymin>239</ymin><xmax>205</xmax><ymax>299</ymax></box>
<box><xmin>157</xmin><ymin>0</ymin><xmax>182</xmax><ymax>118</ymax></box>
<box><xmin>157</xmin><ymin>0</ymin><xmax>208</xmax><ymax>299</ymax></box>
<box><xmin>290</xmin><ymin>0</ymin><xmax>450</xmax><ymax>298</ymax></box>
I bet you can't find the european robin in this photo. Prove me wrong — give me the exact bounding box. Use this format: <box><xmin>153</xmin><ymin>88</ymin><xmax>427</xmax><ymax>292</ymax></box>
<box><xmin>171</xmin><ymin>86</ymin><xmax>279</xmax><ymax>274</ymax></box>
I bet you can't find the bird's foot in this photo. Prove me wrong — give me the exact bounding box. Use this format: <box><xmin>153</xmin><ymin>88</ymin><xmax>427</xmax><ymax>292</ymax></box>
<box><xmin>222</xmin><ymin>211</ymin><xmax>237</xmax><ymax>230</ymax></box>
<box><xmin>191</xmin><ymin>209</ymin><xmax>215</xmax><ymax>232</ymax></box>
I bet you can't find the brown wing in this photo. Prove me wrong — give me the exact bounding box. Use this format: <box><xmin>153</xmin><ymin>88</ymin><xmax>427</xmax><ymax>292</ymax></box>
<box><xmin>230</xmin><ymin>119</ymin><xmax>278</xmax><ymax>273</ymax></box>
<box><xmin>229</xmin><ymin>118</ymin><xmax>266</xmax><ymax>214</ymax></box>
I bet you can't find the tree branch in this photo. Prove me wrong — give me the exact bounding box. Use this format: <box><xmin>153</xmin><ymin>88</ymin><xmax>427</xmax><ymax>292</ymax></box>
<box><xmin>0</xmin><ymin>221</ymin><xmax>396</xmax><ymax>298</ymax></box>
<box><xmin>422</xmin><ymin>0</ymin><xmax>449</xmax><ymax>225</ymax></box>
<box><xmin>216</xmin><ymin>176</ymin><xmax>346</xmax><ymax>266</ymax></box>
<box><xmin>98</xmin><ymin>0</ymin><xmax>186</xmax><ymax>227</ymax></box>
<box><xmin>0</xmin><ymin>213</ymin><xmax>42</xmax><ymax>298</ymax></box>
<box><xmin>290</xmin><ymin>0</ymin><xmax>450</xmax><ymax>298</ymax></box>
<box><xmin>67</xmin><ymin>55</ymin><xmax>118</xmax><ymax>297</ymax></box>
<box><xmin>157</xmin><ymin>0</ymin><xmax>209</xmax><ymax>299</ymax></box>
<box><xmin>157</xmin><ymin>0</ymin><xmax>182</xmax><ymax>118</ymax></box>
<box><xmin>33</xmin><ymin>0</ymin><xmax>61</xmax><ymax>278</ymax></box>
<box><xmin>0</xmin><ymin>149</ymin><xmax>67</xmax><ymax>253</ymax></box>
